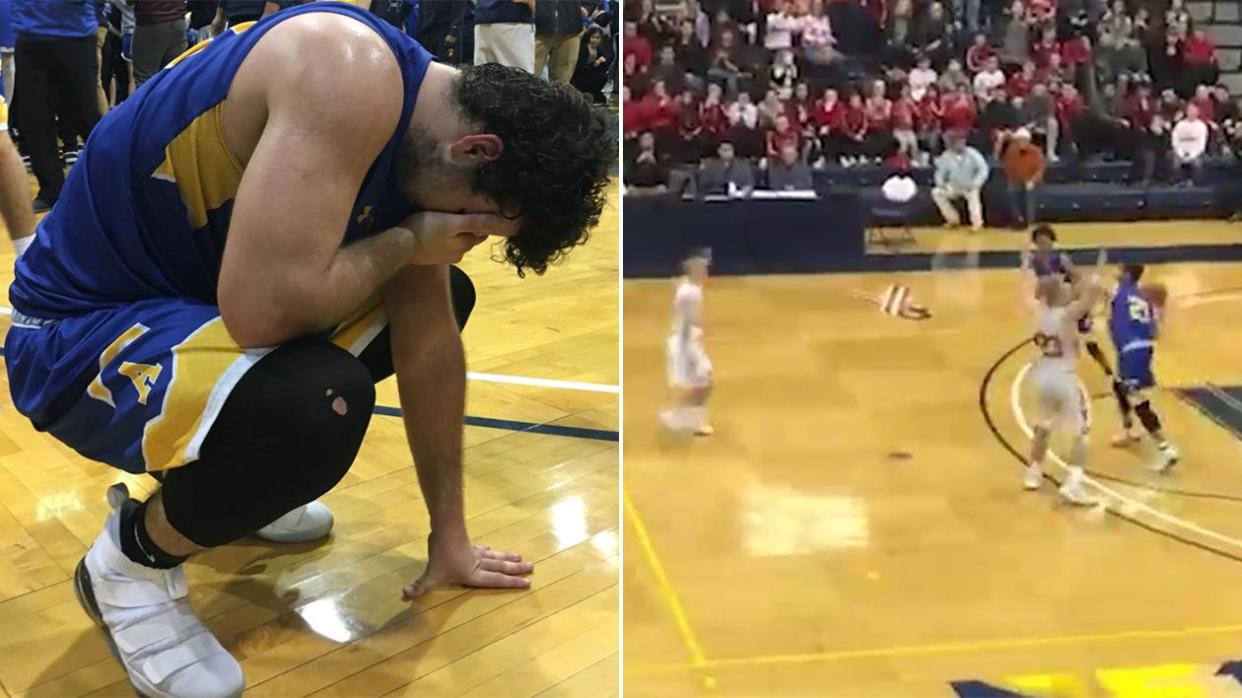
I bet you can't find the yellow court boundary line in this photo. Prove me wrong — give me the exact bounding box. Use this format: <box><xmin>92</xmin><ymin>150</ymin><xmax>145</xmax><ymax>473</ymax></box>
<box><xmin>624</xmin><ymin>622</ymin><xmax>1242</xmax><ymax>676</ymax></box>
<box><xmin>623</xmin><ymin>489</ymin><xmax>716</xmax><ymax>685</ymax></box>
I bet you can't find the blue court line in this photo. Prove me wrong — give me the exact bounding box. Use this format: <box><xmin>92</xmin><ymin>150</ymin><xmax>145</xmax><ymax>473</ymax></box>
<box><xmin>0</xmin><ymin>346</ymin><xmax>617</xmax><ymax>442</ymax></box>
<box><xmin>372</xmin><ymin>404</ymin><xmax>618</xmax><ymax>442</ymax></box>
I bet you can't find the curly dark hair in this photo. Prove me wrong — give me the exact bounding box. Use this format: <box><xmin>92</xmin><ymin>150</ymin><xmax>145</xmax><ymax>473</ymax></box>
<box><xmin>454</xmin><ymin>63</ymin><xmax>614</xmax><ymax>277</ymax></box>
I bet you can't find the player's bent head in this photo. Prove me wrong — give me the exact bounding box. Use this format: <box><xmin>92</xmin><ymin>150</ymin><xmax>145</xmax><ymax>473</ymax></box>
<box><xmin>450</xmin><ymin>63</ymin><xmax>613</xmax><ymax>277</ymax></box>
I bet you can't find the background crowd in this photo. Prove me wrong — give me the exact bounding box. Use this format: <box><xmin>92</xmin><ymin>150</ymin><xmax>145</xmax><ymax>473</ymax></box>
<box><xmin>0</xmin><ymin>0</ymin><xmax>617</xmax><ymax>214</ymax></box>
<box><xmin>621</xmin><ymin>0</ymin><xmax>1240</xmax><ymax>199</ymax></box>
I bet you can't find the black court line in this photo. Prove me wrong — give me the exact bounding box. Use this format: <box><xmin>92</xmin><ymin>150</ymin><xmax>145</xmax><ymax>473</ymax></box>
<box><xmin>979</xmin><ymin>338</ymin><xmax>1242</xmax><ymax>566</ymax></box>
<box><xmin>372</xmin><ymin>405</ymin><xmax>618</xmax><ymax>442</ymax></box>
<box><xmin>0</xmin><ymin>345</ymin><xmax>617</xmax><ymax>443</ymax></box>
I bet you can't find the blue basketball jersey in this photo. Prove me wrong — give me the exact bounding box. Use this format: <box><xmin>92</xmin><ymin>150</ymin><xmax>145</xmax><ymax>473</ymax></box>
<box><xmin>10</xmin><ymin>1</ymin><xmax>432</xmax><ymax>319</ymax></box>
<box><xmin>1110</xmin><ymin>279</ymin><xmax>1156</xmax><ymax>353</ymax></box>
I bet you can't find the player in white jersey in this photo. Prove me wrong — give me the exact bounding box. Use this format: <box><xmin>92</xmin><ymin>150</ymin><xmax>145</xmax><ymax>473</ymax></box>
<box><xmin>1021</xmin><ymin>249</ymin><xmax>1107</xmax><ymax>505</ymax></box>
<box><xmin>660</xmin><ymin>249</ymin><xmax>714</xmax><ymax>436</ymax></box>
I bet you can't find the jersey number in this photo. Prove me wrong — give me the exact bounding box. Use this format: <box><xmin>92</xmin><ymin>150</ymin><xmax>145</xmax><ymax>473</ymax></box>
<box><xmin>1034</xmin><ymin>332</ymin><xmax>1064</xmax><ymax>358</ymax></box>
<box><xmin>1128</xmin><ymin>296</ymin><xmax>1151</xmax><ymax>324</ymax></box>
<box><xmin>87</xmin><ymin>324</ymin><xmax>164</xmax><ymax>407</ymax></box>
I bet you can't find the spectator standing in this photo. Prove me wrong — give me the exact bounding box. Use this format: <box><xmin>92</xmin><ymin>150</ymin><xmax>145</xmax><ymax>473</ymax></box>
<box><xmin>801</xmin><ymin>2</ymin><xmax>836</xmax><ymax>66</ymax></box>
<box><xmin>100</xmin><ymin>0</ymin><xmax>133</xmax><ymax>106</ymax></box>
<box><xmin>699</xmin><ymin>140</ymin><xmax>755</xmax><ymax>196</ymax></box>
<box><xmin>1171</xmin><ymin>102</ymin><xmax>1208</xmax><ymax>184</ymax></box>
<box><xmin>980</xmin><ymin>87</ymin><xmax>1019</xmax><ymax>156</ymax></box>
<box><xmin>1002</xmin><ymin>127</ymin><xmax>1044</xmax><ymax>228</ymax></box>
<box><xmin>475</xmin><ymin>0</ymin><xmax>536</xmax><ymax>72</ymax></box>
<box><xmin>1097</xmin><ymin>0</ymin><xmax>1145</xmax><ymax>84</ymax></box>
<box><xmin>535</xmin><ymin>0</ymin><xmax>583</xmax><ymax>83</ymax></box>
<box><xmin>911</xmin><ymin>1</ymin><xmax>953</xmax><ymax>68</ymax></box>
<box><xmin>130</xmin><ymin>0</ymin><xmax>187</xmax><ymax>87</ymax></box>
<box><xmin>763</xmin><ymin>1</ymin><xmax>800</xmax><ymax>51</ymax></box>
<box><xmin>932</xmin><ymin>131</ymin><xmax>989</xmax><ymax>230</ymax></box>
<box><xmin>572</xmin><ymin>26</ymin><xmax>613</xmax><ymax>103</ymax></box>
<box><xmin>673</xmin><ymin>17</ymin><xmax>707</xmax><ymax>73</ymax></box>
<box><xmin>998</xmin><ymin>0</ymin><xmax>1030</xmax><ymax>67</ymax></box>
<box><xmin>1181</xmin><ymin>26</ymin><xmax>1218</xmax><ymax>95</ymax></box>
<box><xmin>210</xmin><ymin>0</ymin><xmax>266</xmax><ymax>33</ymax></box>
<box><xmin>767</xmin><ymin>142</ymin><xmax>813</xmax><ymax>190</ymax></box>
<box><xmin>13</xmin><ymin>0</ymin><xmax>103</xmax><ymax>212</ymax></box>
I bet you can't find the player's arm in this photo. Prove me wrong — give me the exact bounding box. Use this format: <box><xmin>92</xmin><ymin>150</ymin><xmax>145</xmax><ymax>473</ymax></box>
<box><xmin>1065</xmin><ymin>249</ymin><xmax>1108</xmax><ymax>320</ymax></box>
<box><xmin>1019</xmin><ymin>249</ymin><xmax>1039</xmax><ymax>311</ymax></box>
<box><xmin>0</xmin><ymin>129</ymin><xmax>35</xmax><ymax>250</ymax></box>
<box><xmin>384</xmin><ymin>266</ymin><xmax>533</xmax><ymax>596</ymax></box>
<box><xmin>218</xmin><ymin>26</ymin><xmax>416</xmax><ymax>347</ymax></box>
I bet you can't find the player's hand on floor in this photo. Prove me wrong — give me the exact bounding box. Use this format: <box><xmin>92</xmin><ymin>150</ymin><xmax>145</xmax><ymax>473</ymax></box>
<box><xmin>399</xmin><ymin>211</ymin><xmax>520</xmax><ymax>265</ymax></box>
<box><xmin>403</xmin><ymin>536</ymin><xmax>533</xmax><ymax>598</ymax></box>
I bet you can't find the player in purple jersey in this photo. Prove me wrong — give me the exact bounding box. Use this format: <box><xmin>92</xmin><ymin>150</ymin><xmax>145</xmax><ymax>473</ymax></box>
<box><xmin>1029</xmin><ymin>225</ymin><xmax>1116</xmax><ymax>380</ymax></box>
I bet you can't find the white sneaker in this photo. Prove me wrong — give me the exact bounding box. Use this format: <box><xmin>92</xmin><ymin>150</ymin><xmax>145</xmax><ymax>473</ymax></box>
<box><xmin>1058</xmin><ymin>480</ymin><xmax>1096</xmax><ymax>507</ymax></box>
<box><xmin>254</xmin><ymin>501</ymin><xmax>334</xmax><ymax>543</ymax></box>
<box><xmin>694</xmin><ymin>423</ymin><xmax>715</xmax><ymax>437</ymax></box>
<box><xmin>75</xmin><ymin>485</ymin><xmax>244</xmax><ymax>698</ymax></box>
<box><xmin>1023</xmin><ymin>464</ymin><xmax>1043</xmax><ymax>490</ymax></box>
<box><xmin>1154</xmin><ymin>443</ymin><xmax>1180</xmax><ymax>474</ymax></box>
<box><xmin>1111</xmin><ymin>431</ymin><xmax>1140</xmax><ymax>448</ymax></box>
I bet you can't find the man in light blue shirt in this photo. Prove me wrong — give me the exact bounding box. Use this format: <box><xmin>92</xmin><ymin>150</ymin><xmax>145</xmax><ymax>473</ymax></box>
<box><xmin>932</xmin><ymin>130</ymin><xmax>989</xmax><ymax>231</ymax></box>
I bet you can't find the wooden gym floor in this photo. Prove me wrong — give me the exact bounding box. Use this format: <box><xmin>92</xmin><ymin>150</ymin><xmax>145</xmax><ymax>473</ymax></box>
<box><xmin>0</xmin><ymin>184</ymin><xmax>619</xmax><ymax>697</ymax></box>
<box><xmin>867</xmin><ymin>219</ymin><xmax>1242</xmax><ymax>256</ymax></box>
<box><xmin>623</xmin><ymin>234</ymin><xmax>1242</xmax><ymax>696</ymax></box>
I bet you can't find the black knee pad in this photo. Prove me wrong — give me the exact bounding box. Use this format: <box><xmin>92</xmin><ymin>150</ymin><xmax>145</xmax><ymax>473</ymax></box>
<box><xmin>1134</xmin><ymin>400</ymin><xmax>1162</xmax><ymax>435</ymax></box>
<box><xmin>358</xmin><ymin>266</ymin><xmax>475</xmax><ymax>383</ymax></box>
<box><xmin>449</xmin><ymin>265</ymin><xmax>476</xmax><ymax>331</ymax></box>
<box><xmin>161</xmin><ymin>340</ymin><xmax>375</xmax><ymax>546</ymax></box>
<box><xmin>1111</xmin><ymin>378</ymin><xmax>1132</xmax><ymax>414</ymax></box>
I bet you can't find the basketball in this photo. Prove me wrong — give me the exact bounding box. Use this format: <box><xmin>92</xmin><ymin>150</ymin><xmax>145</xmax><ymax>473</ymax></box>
<box><xmin>1140</xmin><ymin>282</ymin><xmax>1169</xmax><ymax>309</ymax></box>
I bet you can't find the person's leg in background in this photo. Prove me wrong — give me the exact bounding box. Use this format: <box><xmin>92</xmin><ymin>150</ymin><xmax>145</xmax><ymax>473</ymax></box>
<box><xmin>53</xmin><ymin>35</ymin><xmax>102</xmax><ymax>153</ymax></box>
<box><xmin>133</xmin><ymin>18</ymin><xmax>187</xmax><ymax>87</ymax></box>
<box><xmin>477</xmin><ymin>22</ymin><xmax>535</xmax><ymax>72</ymax></box>
<box><xmin>543</xmin><ymin>31</ymin><xmax>581</xmax><ymax>83</ymax></box>
<box><xmin>1006</xmin><ymin>180</ymin><xmax>1025</xmax><ymax>228</ymax></box>
<box><xmin>95</xmin><ymin>25</ymin><xmax>109</xmax><ymax>115</ymax></box>
<box><xmin>965</xmin><ymin>187</ymin><xmax>984</xmax><ymax>230</ymax></box>
<box><xmin>931</xmin><ymin>186</ymin><xmax>963</xmax><ymax>226</ymax></box>
<box><xmin>1</xmin><ymin>48</ymin><xmax>13</xmax><ymax>105</ymax></box>
<box><xmin>14</xmin><ymin>39</ymin><xmax>61</xmax><ymax>209</ymax></box>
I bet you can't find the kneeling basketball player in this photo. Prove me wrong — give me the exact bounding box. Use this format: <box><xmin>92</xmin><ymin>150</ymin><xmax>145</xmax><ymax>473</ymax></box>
<box><xmin>4</xmin><ymin>5</ymin><xmax>612</xmax><ymax>696</ymax></box>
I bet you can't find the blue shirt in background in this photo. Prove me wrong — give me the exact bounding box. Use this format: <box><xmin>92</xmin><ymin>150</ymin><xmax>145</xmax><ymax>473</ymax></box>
<box><xmin>12</xmin><ymin>0</ymin><xmax>97</xmax><ymax>40</ymax></box>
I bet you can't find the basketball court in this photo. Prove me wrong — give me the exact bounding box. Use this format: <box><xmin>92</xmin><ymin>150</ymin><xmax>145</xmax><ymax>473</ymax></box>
<box><xmin>0</xmin><ymin>186</ymin><xmax>619</xmax><ymax>697</ymax></box>
<box><xmin>624</xmin><ymin>222</ymin><xmax>1242</xmax><ymax>697</ymax></box>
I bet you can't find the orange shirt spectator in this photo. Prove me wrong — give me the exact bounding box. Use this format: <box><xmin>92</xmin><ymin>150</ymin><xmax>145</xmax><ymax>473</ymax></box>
<box><xmin>1003</xmin><ymin>136</ymin><xmax>1046</xmax><ymax>183</ymax></box>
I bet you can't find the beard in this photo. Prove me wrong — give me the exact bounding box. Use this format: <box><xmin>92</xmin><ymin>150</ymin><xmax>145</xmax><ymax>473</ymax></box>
<box><xmin>398</xmin><ymin>127</ymin><xmax>475</xmax><ymax>208</ymax></box>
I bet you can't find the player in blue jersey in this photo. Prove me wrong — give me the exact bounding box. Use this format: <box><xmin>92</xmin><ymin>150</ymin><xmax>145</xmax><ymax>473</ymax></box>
<box><xmin>4</xmin><ymin>5</ymin><xmax>613</xmax><ymax>696</ymax></box>
<box><xmin>1029</xmin><ymin>225</ymin><xmax>1117</xmax><ymax>381</ymax></box>
<box><xmin>1109</xmin><ymin>263</ymin><xmax>1179</xmax><ymax>471</ymax></box>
